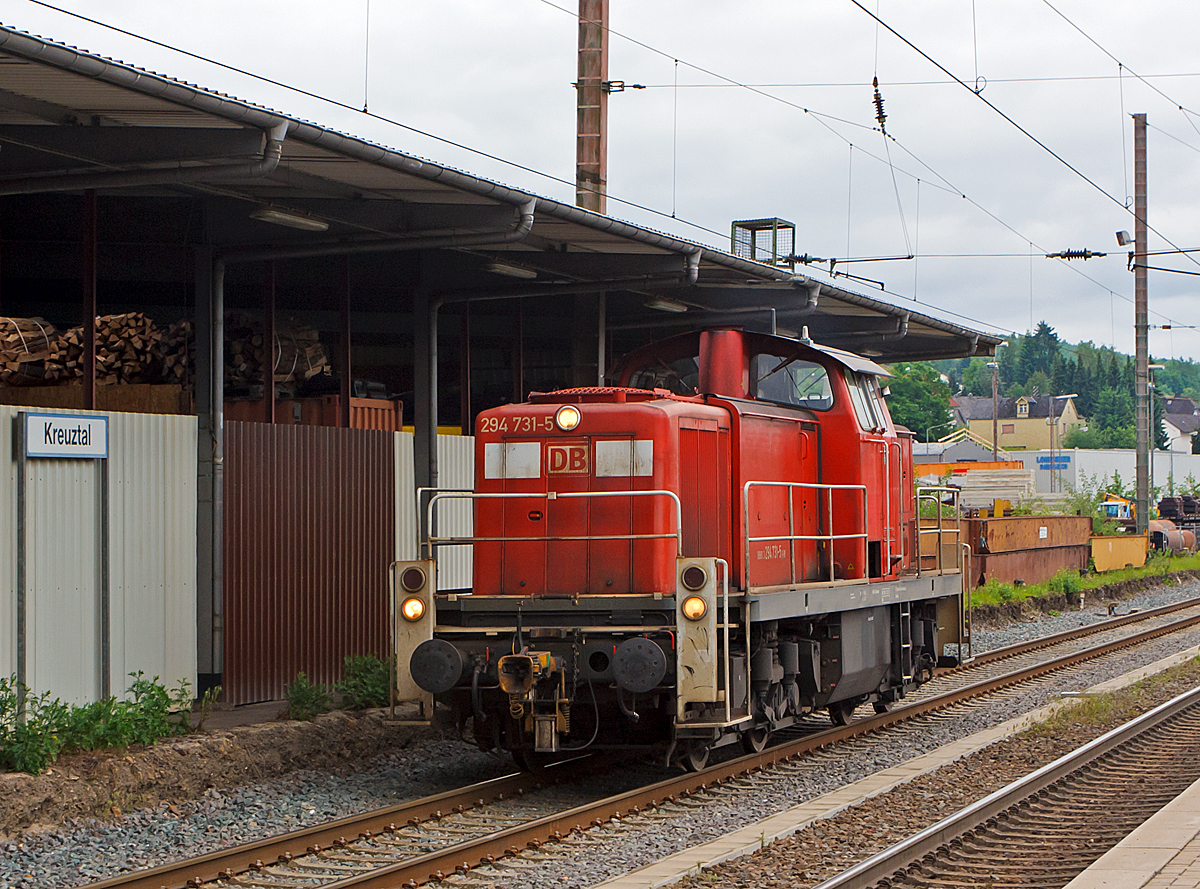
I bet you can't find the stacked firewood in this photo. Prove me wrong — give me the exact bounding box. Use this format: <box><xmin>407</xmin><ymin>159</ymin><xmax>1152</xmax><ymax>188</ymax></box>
<box><xmin>0</xmin><ymin>316</ymin><xmax>59</xmax><ymax>384</ymax></box>
<box><xmin>272</xmin><ymin>323</ymin><xmax>328</xmax><ymax>385</ymax></box>
<box><xmin>161</xmin><ymin>319</ymin><xmax>194</xmax><ymax>385</ymax></box>
<box><xmin>60</xmin><ymin>312</ymin><xmax>165</xmax><ymax>384</ymax></box>
<box><xmin>0</xmin><ymin>312</ymin><xmax>328</xmax><ymax>392</ymax></box>
<box><xmin>223</xmin><ymin>312</ymin><xmax>328</xmax><ymax>391</ymax></box>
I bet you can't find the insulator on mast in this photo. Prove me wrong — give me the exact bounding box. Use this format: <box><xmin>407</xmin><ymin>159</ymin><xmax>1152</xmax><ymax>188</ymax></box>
<box><xmin>873</xmin><ymin>76</ymin><xmax>887</xmax><ymax>134</ymax></box>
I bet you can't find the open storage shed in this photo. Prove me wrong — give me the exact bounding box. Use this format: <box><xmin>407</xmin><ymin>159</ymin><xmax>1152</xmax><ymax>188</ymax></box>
<box><xmin>0</xmin><ymin>25</ymin><xmax>1002</xmax><ymax>702</ymax></box>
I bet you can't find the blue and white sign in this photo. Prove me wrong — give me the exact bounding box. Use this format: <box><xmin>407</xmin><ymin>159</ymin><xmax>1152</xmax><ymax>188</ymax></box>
<box><xmin>1036</xmin><ymin>455</ymin><xmax>1071</xmax><ymax>469</ymax></box>
<box><xmin>24</xmin><ymin>412</ymin><xmax>108</xmax><ymax>459</ymax></box>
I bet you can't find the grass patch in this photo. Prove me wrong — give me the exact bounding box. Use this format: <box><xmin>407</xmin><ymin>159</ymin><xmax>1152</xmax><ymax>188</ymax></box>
<box><xmin>969</xmin><ymin>551</ymin><xmax>1200</xmax><ymax>609</ymax></box>
<box><xmin>1025</xmin><ymin>654</ymin><xmax>1200</xmax><ymax>738</ymax></box>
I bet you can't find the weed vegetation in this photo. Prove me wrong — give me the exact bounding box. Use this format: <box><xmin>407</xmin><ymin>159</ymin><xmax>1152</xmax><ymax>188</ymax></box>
<box><xmin>0</xmin><ymin>672</ymin><xmax>192</xmax><ymax>775</ymax></box>
<box><xmin>1026</xmin><ymin>654</ymin><xmax>1200</xmax><ymax>737</ymax></box>
<box><xmin>284</xmin><ymin>672</ymin><xmax>332</xmax><ymax>721</ymax></box>
<box><xmin>970</xmin><ymin>551</ymin><xmax>1200</xmax><ymax>608</ymax></box>
<box><xmin>335</xmin><ymin>654</ymin><xmax>392</xmax><ymax>710</ymax></box>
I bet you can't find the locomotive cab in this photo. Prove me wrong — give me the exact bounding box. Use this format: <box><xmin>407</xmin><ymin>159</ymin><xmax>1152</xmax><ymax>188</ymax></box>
<box><xmin>400</xmin><ymin>328</ymin><xmax>967</xmax><ymax>769</ymax></box>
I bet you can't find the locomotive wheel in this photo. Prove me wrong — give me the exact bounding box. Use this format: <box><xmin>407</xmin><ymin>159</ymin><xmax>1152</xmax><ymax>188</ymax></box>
<box><xmin>740</xmin><ymin>725</ymin><xmax>770</xmax><ymax>754</ymax></box>
<box><xmin>681</xmin><ymin>741</ymin><xmax>710</xmax><ymax>772</ymax></box>
<box><xmin>828</xmin><ymin>700</ymin><xmax>857</xmax><ymax>726</ymax></box>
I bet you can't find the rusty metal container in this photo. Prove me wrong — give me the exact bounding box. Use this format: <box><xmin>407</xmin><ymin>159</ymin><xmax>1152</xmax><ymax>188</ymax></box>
<box><xmin>965</xmin><ymin>515</ymin><xmax>1093</xmax><ymax>554</ymax></box>
<box><xmin>968</xmin><ymin>545</ymin><xmax>1090</xmax><ymax>590</ymax></box>
<box><xmin>964</xmin><ymin>515</ymin><xmax>1093</xmax><ymax>591</ymax></box>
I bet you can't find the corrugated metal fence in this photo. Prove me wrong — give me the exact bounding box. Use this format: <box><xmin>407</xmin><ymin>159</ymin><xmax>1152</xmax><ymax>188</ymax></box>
<box><xmin>224</xmin><ymin>421</ymin><xmax>396</xmax><ymax>704</ymax></box>
<box><xmin>0</xmin><ymin>406</ymin><xmax>197</xmax><ymax>705</ymax></box>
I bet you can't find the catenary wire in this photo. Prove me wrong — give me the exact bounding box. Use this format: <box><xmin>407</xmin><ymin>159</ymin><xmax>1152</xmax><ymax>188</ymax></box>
<box><xmin>848</xmin><ymin>0</ymin><xmax>1200</xmax><ymax>273</ymax></box>
<box><xmin>18</xmin><ymin>0</ymin><xmax>1198</xmax><ymax>335</ymax></box>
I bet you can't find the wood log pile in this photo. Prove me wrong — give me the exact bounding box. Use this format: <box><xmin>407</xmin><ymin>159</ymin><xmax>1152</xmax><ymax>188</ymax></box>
<box><xmin>1</xmin><ymin>313</ymin><xmax>328</xmax><ymax>394</ymax></box>
<box><xmin>224</xmin><ymin>312</ymin><xmax>328</xmax><ymax>394</ymax></box>
<box><xmin>0</xmin><ymin>317</ymin><xmax>59</xmax><ymax>385</ymax></box>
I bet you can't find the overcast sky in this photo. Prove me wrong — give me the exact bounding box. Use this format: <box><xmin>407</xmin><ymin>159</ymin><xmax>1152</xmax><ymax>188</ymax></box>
<box><xmin>4</xmin><ymin>0</ymin><xmax>1200</xmax><ymax>358</ymax></box>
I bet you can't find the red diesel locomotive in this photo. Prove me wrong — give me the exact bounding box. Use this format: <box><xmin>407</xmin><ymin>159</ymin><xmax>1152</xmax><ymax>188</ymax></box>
<box><xmin>397</xmin><ymin>327</ymin><xmax>967</xmax><ymax>769</ymax></box>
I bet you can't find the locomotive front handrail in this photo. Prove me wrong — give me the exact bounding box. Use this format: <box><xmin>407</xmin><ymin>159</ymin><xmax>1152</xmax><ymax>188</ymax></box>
<box><xmin>421</xmin><ymin>489</ymin><xmax>684</xmax><ymax>560</ymax></box>
<box><xmin>916</xmin><ymin>486</ymin><xmax>962</xmax><ymax>575</ymax></box>
<box><xmin>743</xmin><ymin>481</ymin><xmax>869</xmax><ymax>590</ymax></box>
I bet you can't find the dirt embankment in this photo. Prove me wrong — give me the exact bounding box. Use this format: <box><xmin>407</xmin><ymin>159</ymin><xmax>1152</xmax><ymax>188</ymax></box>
<box><xmin>0</xmin><ymin>707</ymin><xmax>438</xmax><ymax>840</ymax></box>
<box><xmin>971</xmin><ymin>569</ymin><xmax>1200</xmax><ymax>626</ymax></box>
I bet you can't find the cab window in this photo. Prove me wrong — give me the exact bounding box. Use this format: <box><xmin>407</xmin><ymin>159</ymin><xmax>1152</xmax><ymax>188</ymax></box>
<box><xmin>627</xmin><ymin>355</ymin><xmax>700</xmax><ymax>395</ymax></box>
<box><xmin>847</xmin><ymin>372</ymin><xmax>886</xmax><ymax>431</ymax></box>
<box><xmin>752</xmin><ymin>354</ymin><xmax>833</xmax><ymax>410</ymax></box>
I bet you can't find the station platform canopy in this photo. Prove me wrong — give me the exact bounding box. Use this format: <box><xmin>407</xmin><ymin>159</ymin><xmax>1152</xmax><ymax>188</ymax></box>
<box><xmin>0</xmin><ymin>25</ymin><xmax>1001</xmax><ymax>365</ymax></box>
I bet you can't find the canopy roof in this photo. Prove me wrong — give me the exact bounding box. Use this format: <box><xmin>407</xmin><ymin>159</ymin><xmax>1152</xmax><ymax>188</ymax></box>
<box><xmin>0</xmin><ymin>25</ymin><xmax>1002</xmax><ymax>362</ymax></box>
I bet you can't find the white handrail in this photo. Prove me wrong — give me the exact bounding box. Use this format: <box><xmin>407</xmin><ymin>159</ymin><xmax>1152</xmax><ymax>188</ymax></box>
<box><xmin>743</xmin><ymin>481</ymin><xmax>869</xmax><ymax>590</ymax></box>
<box><xmin>421</xmin><ymin>488</ymin><xmax>685</xmax><ymax>560</ymax></box>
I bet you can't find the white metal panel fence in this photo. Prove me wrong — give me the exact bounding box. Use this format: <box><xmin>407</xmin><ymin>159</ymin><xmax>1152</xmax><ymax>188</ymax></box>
<box><xmin>393</xmin><ymin>432</ymin><xmax>475</xmax><ymax>591</ymax></box>
<box><xmin>1012</xmin><ymin>448</ymin><xmax>1200</xmax><ymax>495</ymax></box>
<box><xmin>434</xmin><ymin>434</ymin><xmax>475</xmax><ymax>591</ymax></box>
<box><xmin>0</xmin><ymin>406</ymin><xmax>197</xmax><ymax>705</ymax></box>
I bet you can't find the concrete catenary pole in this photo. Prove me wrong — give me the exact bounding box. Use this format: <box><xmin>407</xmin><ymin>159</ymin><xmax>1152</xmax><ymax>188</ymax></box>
<box><xmin>1134</xmin><ymin>113</ymin><xmax>1149</xmax><ymax>534</ymax></box>
<box><xmin>576</xmin><ymin>0</ymin><xmax>608</xmax><ymax>213</ymax></box>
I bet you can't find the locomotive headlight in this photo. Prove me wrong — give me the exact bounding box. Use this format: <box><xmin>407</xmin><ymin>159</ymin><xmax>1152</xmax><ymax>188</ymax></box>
<box><xmin>681</xmin><ymin>595</ymin><xmax>708</xmax><ymax>621</ymax></box>
<box><xmin>555</xmin><ymin>405</ymin><xmax>581</xmax><ymax>431</ymax></box>
<box><xmin>401</xmin><ymin>597</ymin><xmax>426</xmax><ymax>622</ymax></box>
<box><xmin>681</xmin><ymin>565</ymin><xmax>708</xmax><ymax>591</ymax></box>
<box><xmin>400</xmin><ymin>566</ymin><xmax>427</xmax><ymax>593</ymax></box>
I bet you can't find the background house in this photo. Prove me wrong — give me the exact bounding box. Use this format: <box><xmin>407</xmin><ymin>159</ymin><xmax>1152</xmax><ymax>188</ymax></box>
<box><xmin>952</xmin><ymin>394</ymin><xmax>1083</xmax><ymax>451</ymax></box>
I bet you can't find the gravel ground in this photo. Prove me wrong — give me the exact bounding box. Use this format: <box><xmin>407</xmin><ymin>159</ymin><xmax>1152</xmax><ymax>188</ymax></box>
<box><xmin>2</xmin><ymin>579</ymin><xmax>1198</xmax><ymax>889</ymax></box>
<box><xmin>677</xmin><ymin>652</ymin><xmax>1200</xmax><ymax>888</ymax></box>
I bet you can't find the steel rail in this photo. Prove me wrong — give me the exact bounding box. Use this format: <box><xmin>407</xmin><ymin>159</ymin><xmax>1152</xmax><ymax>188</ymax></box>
<box><xmin>89</xmin><ymin>600</ymin><xmax>1200</xmax><ymax>889</ymax></box>
<box><xmin>812</xmin><ymin>681</ymin><xmax>1200</xmax><ymax>889</ymax></box>
<box><xmin>970</xmin><ymin>592</ymin><xmax>1200</xmax><ymax>666</ymax></box>
<box><xmin>297</xmin><ymin>606</ymin><xmax>1200</xmax><ymax>888</ymax></box>
<box><xmin>80</xmin><ymin>761</ymin><xmax>606</xmax><ymax>889</ymax></box>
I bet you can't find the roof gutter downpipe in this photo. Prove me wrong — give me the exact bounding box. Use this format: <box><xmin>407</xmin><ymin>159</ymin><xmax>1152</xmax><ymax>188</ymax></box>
<box><xmin>204</xmin><ymin>199</ymin><xmax>535</xmax><ymax>674</ymax></box>
<box><xmin>0</xmin><ymin>121</ymin><xmax>289</xmax><ymax>195</ymax></box>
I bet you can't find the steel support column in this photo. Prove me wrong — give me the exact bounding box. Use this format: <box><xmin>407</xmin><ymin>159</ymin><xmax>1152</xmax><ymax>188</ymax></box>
<box><xmin>82</xmin><ymin>189</ymin><xmax>97</xmax><ymax>410</ymax></box>
<box><xmin>413</xmin><ymin>287</ymin><xmax>436</xmax><ymax>490</ymax></box>
<box><xmin>340</xmin><ymin>256</ymin><xmax>352</xmax><ymax>428</ymax></box>
<box><xmin>576</xmin><ymin>0</ymin><xmax>609</xmax><ymax>212</ymax></box>
<box><xmin>263</xmin><ymin>262</ymin><xmax>275</xmax><ymax>424</ymax></box>
<box><xmin>1134</xmin><ymin>113</ymin><xmax>1149</xmax><ymax>534</ymax></box>
<box><xmin>194</xmin><ymin>246</ymin><xmax>218</xmax><ymax>684</ymax></box>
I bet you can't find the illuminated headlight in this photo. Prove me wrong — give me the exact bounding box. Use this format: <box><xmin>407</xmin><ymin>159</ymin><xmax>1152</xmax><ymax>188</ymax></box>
<box><xmin>681</xmin><ymin>595</ymin><xmax>708</xmax><ymax>621</ymax></box>
<box><xmin>681</xmin><ymin>565</ymin><xmax>708</xmax><ymax>591</ymax></box>
<box><xmin>401</xmin><ymin>566</ymin><xmax>427</xmax><ymax>593</ymax></box>
<box><xmin>401</xmin><ymin>597</ymin><xmax>426</xmax><ymax>622</ymax></box>
<box><xmin>555</xmin><ymin>405</ymin><xmax>581</xmax><ymax>431</ymax></box>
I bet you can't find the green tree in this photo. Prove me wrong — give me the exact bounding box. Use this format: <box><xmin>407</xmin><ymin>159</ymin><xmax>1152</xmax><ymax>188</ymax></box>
<box><xmin>884</xmin><ymin>362</ymin><xmax>952</xmax><ymax>440</ymax></box>
<box><xmin>1017</xmin><ymin>321</ymin><xmax>1061</xmax><ymax>383</ymax></box>
<box><xmin>959</xmin><ymin>358</ymin><xmax>993</xmax><ymax>397</ymax></box>
<box><xmin>1026</xmin><ymin>370</ymin><xmax>1052</xmax><ymax>398</ymax></box>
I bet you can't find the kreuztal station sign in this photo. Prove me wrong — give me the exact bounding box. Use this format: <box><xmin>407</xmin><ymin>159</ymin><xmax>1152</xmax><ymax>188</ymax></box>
<box><xmin>23</xmin><ymin>412</ymin><xmax>108</xmax><ymax>459</ymax></box>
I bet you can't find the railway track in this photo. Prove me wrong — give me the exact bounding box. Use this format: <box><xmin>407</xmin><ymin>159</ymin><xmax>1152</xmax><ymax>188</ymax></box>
<box><xmin>813</xmin><ymin>682</ymin><xmax>1200</xmax><ymax>889</ymax></box>
<box><xmin>87</xmin><ymin>595</ymin><xmax>1200</xmax><ymax>889</ymax></box>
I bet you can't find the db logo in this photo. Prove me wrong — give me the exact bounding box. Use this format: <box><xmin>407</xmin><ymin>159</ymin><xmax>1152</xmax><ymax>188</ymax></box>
<box><xmin>547</xmin><ymin>444</ymin><xmax>589</xmax><ymax>474</ymax></box>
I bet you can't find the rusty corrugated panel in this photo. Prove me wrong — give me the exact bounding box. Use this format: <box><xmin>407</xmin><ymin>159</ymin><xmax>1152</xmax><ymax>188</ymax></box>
<box><xmin>965</xmin><ymin>515</ymin><xmax>1093</xmax><ymax>553</ymax></box>
<box><xmin>968</xmin><ymin>545</ymin><xmax>1090</xmax><ymax>591</ymax></box>
<box><xmin>224</xmin><ymin>421</ymin><xmax>395</xmax><ymax>704</ymax></box>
